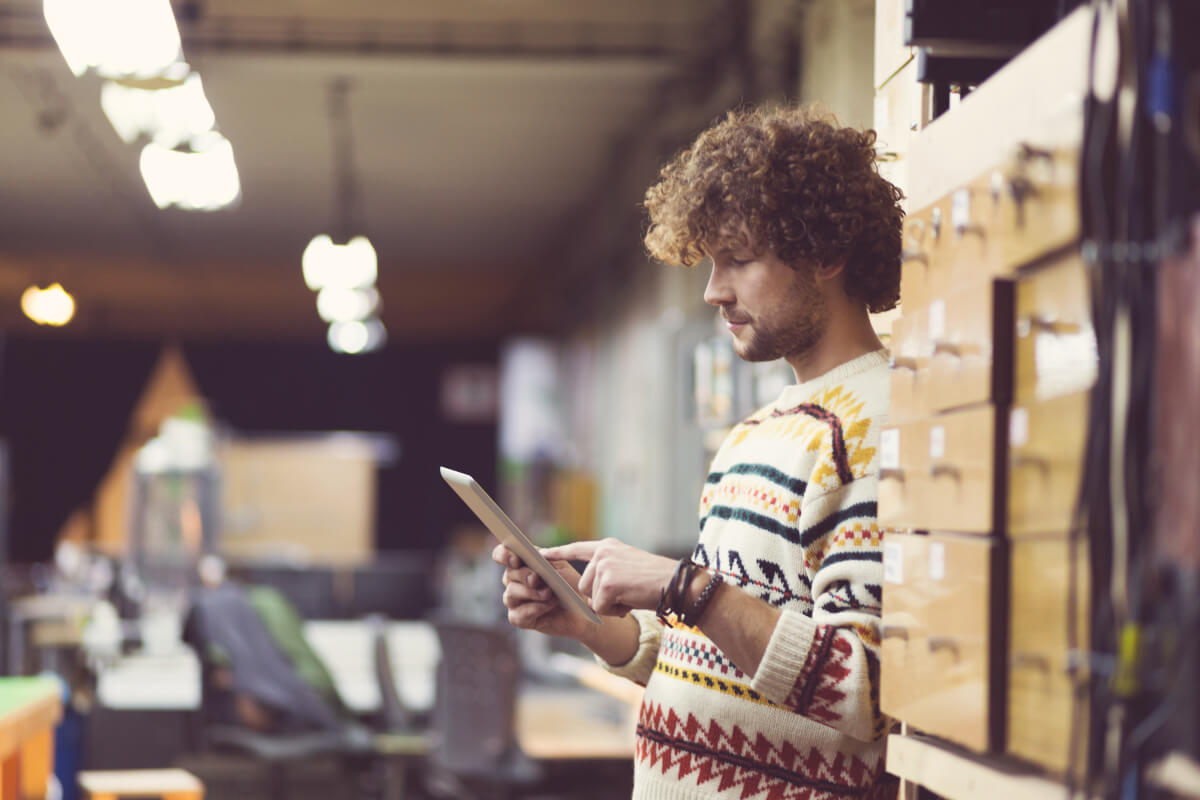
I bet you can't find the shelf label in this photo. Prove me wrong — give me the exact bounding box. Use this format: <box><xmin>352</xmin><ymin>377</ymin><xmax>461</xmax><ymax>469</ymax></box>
<box><xmin>929</xmin><ymin>425</ymin><xmax>946</xmax><ymax>460</ymax></box>
<box><xmin>929</xmin><ymin>541</ymin><xmax>946</xmax><ymax>581</ymax></box>
<box><xmin>1010</xmin><ymin>407</ymin><xmax>1029</xmax><ymax>447</ymax></box>
<box><xmin>880</xmin><ymin>428</ymin><xmax>901</xmax><ymax>470</ymax></box>
<box><xmin>883</xmin><ymin>540</ymin><xmax>903</xmax><ymax>584</ymax></box>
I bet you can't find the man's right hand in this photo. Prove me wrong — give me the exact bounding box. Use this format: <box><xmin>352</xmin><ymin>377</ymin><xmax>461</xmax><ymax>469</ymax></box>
<box><xmin>492</xmin><ymin>544</ymin><xmax>593</xmax><ymax>641</ymax></box>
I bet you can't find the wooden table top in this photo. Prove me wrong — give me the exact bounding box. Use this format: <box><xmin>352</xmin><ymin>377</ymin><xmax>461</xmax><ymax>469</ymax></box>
<box><xmin>516</xmin><ymin>687</ymin><xmax>639</xmax><ymax>761</ymax></box>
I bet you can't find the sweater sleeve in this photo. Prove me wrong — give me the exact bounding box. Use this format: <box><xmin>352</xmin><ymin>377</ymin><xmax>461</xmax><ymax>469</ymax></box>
<box><xmin>596</xmin><ymin>609</ymin><xmax>664</xmax><ymax>686</ymax></box>
<box><xmin>749</xmin><ymin>477</ymin><xmax>892</xmax><ymax>742</ymax></box>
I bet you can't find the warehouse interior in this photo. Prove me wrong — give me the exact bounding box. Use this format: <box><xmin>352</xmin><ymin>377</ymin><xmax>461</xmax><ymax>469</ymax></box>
<box><xmin>1</xmin><ymin>1</ymin><xmax>1198</xmax><ymax>798</ymax></box>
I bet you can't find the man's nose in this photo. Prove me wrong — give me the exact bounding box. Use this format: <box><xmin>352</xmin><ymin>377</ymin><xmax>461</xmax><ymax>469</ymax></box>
<box><xmin>703</xmin><ymin>265</ymin><xmax>732</xmax><ymax>307</ymax></box>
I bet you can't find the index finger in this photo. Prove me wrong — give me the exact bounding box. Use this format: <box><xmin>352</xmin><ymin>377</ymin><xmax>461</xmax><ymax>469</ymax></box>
<box><xmin>491</xmin><ymin>543</ymin><xmax>523</xmax><ymax>568</ymax></box>
<box><xmin>540</xmin><ymin>540</ymin><xmax>601</xmax><ymax>562</ymax></box>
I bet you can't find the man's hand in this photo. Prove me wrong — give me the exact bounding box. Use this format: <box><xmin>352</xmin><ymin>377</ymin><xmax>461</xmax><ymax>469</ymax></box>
<box><xmin>540</xmin><ymin>538</ymin><xmax>679</xmax><ymax>617</ymax></box>
<box><xmin>492</xmin><ymin>544</ymin><xmax>594</xmax><ymax>641</ymax></box>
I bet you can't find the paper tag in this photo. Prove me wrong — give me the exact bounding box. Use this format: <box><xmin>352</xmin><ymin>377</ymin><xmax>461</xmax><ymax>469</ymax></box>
<box><xmin>952</xmin><ymin>188</ymin><xmax>972</xmax><ymax>232</ymax></box>
<box><xmin>928</xmin><ymin>542</ymin><xmax>946</xmax><ymax>581</ymax></box>
<box><xmin>874</xmin><ymin>94</ymin><xmax>890</xmax><ymax>142</ymax></box>
<box><xmin>929</xmin><ymin>425</ymin><xmax>946</xmax><ymax>460</ymax></box>
<box><xmin>1010</xmin><ymin>407</ymin><xmax>1029</xmax><ymax>447</ymax></box>
<box><xmin>928</xmin><ymin>299</ymin><xmax>946</xmax><ymax>341</ymax></box>
<box><xmin>883</xmin><ymin>540</ymin><xmax>903</xmax><ymax>584</ymax></box>
<box><xmin>880</xmin><ymin>428</ymin><xmax>901</xmax><ymax>470</ymax></box>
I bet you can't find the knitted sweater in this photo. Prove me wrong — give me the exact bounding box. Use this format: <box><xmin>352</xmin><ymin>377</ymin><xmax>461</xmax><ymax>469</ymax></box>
<box><xmin>604</xmin><ymin>348</ymin><xmax>895</xmax><ymax>800</ymax></box>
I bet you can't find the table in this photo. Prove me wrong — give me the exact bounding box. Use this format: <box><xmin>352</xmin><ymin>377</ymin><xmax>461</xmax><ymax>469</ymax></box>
<box><xmin>96</xmin><ymin>620</ymin><xmax>640</xmax><ymax>763</ymax></box>
<box><xmin>0</xmin><ymin>677</ymin><xmax>63</xmax><ymax>800</ymax></box>
<box><xmin>7</xmin><ymin>595</ymin><xmax>95</xmax><ymax>676</ymax></box>
<box><xmin>517</xmin><ymin>687</ymin><xmax>637</xmax><ymax>761</ymax></box>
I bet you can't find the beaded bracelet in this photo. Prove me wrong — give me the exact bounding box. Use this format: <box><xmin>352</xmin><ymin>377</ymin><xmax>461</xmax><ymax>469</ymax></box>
<box><xmin>683</xmin><ymin>572</ymin><xmax>724</xmax><ymax>626</ymax></box>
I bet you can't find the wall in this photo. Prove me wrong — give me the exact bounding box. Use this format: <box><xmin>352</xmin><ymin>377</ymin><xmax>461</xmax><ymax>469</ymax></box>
<box><xmin>552</xmin><ymin>0</ymin><xmax>883</xmax><ymax>555</ymax></box>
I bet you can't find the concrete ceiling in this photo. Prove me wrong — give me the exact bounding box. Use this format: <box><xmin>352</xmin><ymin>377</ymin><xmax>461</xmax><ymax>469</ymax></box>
<box><xmin>0</xmin><ymin>0</ymin><xmax>760</xmax><ymax>341</ymax></box>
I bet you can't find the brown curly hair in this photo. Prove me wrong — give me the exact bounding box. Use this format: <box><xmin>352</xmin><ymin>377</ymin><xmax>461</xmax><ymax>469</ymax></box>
<box><xmin>643</xmin><ymin>105</ymin><xmax>904</xmax><ymax>313</ymax></box>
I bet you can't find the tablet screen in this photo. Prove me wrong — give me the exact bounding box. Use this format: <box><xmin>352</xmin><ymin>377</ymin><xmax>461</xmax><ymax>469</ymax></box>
<box><xmin>440</xmin><ymin>467</ymin><xmax>601</xmax><ymax>625</ymax></box>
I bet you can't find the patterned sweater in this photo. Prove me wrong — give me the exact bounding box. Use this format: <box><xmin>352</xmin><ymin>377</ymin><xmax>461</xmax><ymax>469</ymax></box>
<box><xmin>603</xmin><ymin>348</ymin><xmax>895</xmax><ymax>800</ymax></box>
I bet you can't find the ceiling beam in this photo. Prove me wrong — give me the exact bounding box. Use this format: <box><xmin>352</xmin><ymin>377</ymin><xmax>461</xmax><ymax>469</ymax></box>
<box><xmin>0</xmin><ymin>6</ymin><xmax>708</xmax><ymax>61</ymax></box>
<box><xmin>0</xmin><ymin>252</ymin><xmax>544</xmax><ymax>340</ymax></box>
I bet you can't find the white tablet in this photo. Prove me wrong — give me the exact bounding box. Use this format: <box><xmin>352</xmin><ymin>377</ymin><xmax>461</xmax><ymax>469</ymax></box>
<box><xmin>440</xmin><ymin>467</ymin><xmax>602</xmax><ymax>625</ymax></box>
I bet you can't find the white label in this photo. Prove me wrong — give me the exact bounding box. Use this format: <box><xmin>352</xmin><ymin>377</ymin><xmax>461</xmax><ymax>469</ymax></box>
<box><xmin>874</xmin><ymin>94</ymin><xmax>890</xmax><ymax>142</ymax></box>
<box><xmin>880</xmin><ymin>428</ymin><xmax>901</xmax><ymax>470</ymax></box>
<box><xmin>1010</xmin><ymin>407</ymin><xmax>1030</xmax><ymax>447</ymax></box>
<box><xmin>928</xmin><ymin>299</ymin><xmax>947</xmax><ymax>341</ymax></box>
<box><xmin>929</xmin><ymin>425</ymin><xmax>946</xmax><ymax>460</ymax></box>
<box><xmin>883</xmin><ymin>540</ymin><xmax>904</xmax><ymax>584</ymax></box>
<box><xmin>952</xmin><ymin>188</ymin><xmax>972</xmax><ymax>232</ymax></box>
<box><xmin>929</xmin><ymin>542</ymin><xmax>946</xmax><ymax>581</ymax></box>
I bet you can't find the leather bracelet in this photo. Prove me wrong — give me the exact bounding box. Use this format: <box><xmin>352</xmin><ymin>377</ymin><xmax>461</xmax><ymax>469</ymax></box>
<box><xmin>683</xmin><ymin>572</ymin><xmax>724</xmax><ymax>626</ymax></box>
<box><xmin>656</xmin><ymin>558</ymin><xmax>695</xmax><ymax>627</ymax></box>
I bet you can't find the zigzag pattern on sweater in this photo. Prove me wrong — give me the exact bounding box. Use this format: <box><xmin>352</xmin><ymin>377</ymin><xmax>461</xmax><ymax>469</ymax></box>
<box><xmin>693</xmin><ymin>543</ymin><xmax>815</xmax><ymax>611</ymax></box>
<box><xmin>635</xmin><ymin>701</ymin><xmax>885</xmax><ymax>799</ymax></box>
<box><xmin>784</xmin><ymin>626</ymin><xmax>852</xmax><ymax>726</ymax></box>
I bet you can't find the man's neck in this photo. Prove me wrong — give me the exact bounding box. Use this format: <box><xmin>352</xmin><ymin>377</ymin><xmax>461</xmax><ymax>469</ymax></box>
<box><xmin>785</xmin><ymin>308</ymin><xmax>884</xmax><ymax>384</ymax></box>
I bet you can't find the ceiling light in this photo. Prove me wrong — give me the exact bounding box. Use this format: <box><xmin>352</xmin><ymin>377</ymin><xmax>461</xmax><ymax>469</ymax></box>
<box><xmin>101</xmin><ymin>70</ymin><xmax>215</xmax><ymax>147</ymax></box>
<box><xmin>20</xmin><ymin>283</ymin><xmax>76</xmax><ymax>326</ymax></box>
<box><xmin>316</xmin><ymin>286</ymin><xmax>380</xmax><ymax>323</ymax></box>
<box><xmin>302</xmin><ymin>235</ymin><xmax>377</xmax><ymax>291</ymax></box>
<box><xmin>139</xmin><ymin>131</ymin><xmax>241</xmax><ymax>211</ymax></box>
<box><xmin>43</xmin><ymin>0</ymin><xmax>183</xmax><ymax>79</ymax></box>
<box><xmin>327</xmin><ymin>319</ymin><xmax>386</xmax><ymax>355</ymax></box>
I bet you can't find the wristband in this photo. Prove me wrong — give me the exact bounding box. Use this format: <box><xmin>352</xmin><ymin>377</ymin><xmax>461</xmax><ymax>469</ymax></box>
<box><xmin>683</xmin><ymin>572</ymin><xmax>724</xmax><ymax>626</ymax></box>
<box><xmin>656</xmin><ymin>557</ymin><xmax>695</xmax><ymax>627</ymax></box>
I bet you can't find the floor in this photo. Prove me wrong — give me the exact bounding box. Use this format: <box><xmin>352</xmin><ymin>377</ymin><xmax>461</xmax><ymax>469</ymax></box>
<box><xmin>168</xmin><ymin>751</ymin><xmax>635</xmax><ymax>800</ymax></box>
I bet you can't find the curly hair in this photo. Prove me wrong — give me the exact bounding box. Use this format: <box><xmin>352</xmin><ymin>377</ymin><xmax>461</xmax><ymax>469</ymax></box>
<box><xmin>643</xmin><ymin>105</ymin><xmax>904</xmax><ymax>313</ymax></box>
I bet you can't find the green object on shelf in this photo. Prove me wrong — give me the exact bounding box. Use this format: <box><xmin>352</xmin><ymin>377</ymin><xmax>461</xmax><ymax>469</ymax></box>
<box><xmin>0</xmin><ymin>676</ymin><xmax>60</xmax><ymax>715</ymax></box>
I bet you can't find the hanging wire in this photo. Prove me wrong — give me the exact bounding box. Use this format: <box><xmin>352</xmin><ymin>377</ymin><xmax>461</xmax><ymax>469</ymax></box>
<box><xmin>326</xmin><ymin>76</ymin><xmax>361</xmax><ymax>243</ymax></box>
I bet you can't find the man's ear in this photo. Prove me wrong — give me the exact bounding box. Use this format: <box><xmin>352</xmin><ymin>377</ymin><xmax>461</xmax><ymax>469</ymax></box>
<box><xmin>815</xmin><ymin>259</ymin><xmax>848</xmax><ymax>282</ymax></box>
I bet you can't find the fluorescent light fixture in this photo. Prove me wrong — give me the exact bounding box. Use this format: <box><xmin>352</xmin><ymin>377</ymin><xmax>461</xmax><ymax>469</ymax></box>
<box><xmin>139</xmin><ymin>131</ymin><xmax>241</xmax><ymax>211</ymax></box>
<box><xmin>302</xmin><ymin>235</ymin><xmax>378</xmax><ymax>291</ymax></box>
<box><xmin>327</xmin><ymin>318</ymin><xmax>386</xmax><ymax>355</ymax></box>
<box><xmin>21</xmin><ymin>283</ymin><xmax>76</xmax><ymax>326</ymax></box>
<box><xmin>101</xmin><ymin>71</ymin><xmax>216</xmax><ymax>148</ymax></box>
<box><xmin>44</xmin><ymin>0</ymin><xmax>183</xmax><ymax>79</ymax></box>
<box><xmin>316</xmin><ymin>286</ymin><xmax>380</xmax><ymax>323</ymax></box>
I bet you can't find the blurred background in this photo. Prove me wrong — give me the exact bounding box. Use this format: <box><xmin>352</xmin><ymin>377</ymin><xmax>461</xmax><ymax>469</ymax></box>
<box><xmin>0</xmin><ymin>1</ymin><xmax>878</xmax><ymax>797</ymax></box>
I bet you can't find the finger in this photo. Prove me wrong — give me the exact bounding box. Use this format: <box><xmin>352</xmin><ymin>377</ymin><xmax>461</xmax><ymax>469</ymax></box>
<box><xmin>540</xmin><ymin>540</ymin><xmax>602</xmax><ymax>562</ymax></box>
<box><xmin>492</xmin><ymin>544</ymin><xmax>524</xmax><ymax>569</ymax></box>
<box><xmin>508</xmin><ymin>601</ymin><xmax>555</xmax><ymax>629</ymax></box>
<box><xmin>505</xmin><ymin>566</ymin><xmax>543</xmax><ymax>590</ymax></box>
<box><xmin>503</xmin><ymin>580</ymin><xmax>554</xmax><ymax>608</ymax></box>
<box><xmin>576</xmin><ymin>558</ymin><xmax>598</xmax><ymax>599</ymax></box>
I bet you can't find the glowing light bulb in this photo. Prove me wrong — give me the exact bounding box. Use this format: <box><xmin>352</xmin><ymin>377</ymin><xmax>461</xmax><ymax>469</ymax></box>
<box><xmin>21</xmin><ymin>283</ymin><xmax>76</xmax><ymax>326</ymax></box>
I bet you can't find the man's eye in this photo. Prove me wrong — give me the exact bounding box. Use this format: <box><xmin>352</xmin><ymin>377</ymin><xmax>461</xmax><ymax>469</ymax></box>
<box><xmin>730</xmin><ymin>257</ymin><xmax>751</xmax><ymax>266</ymax></box>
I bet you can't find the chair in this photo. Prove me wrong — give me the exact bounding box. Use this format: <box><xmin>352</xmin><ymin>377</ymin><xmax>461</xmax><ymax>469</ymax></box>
<box><xmin>181</xmin><ymin>583</ymin><xmax>375</xmax><ymax>800</ymax></box>
<box><xmin>425</xmin><ymin>620</ymin><xmax>543</xmax><ymax>800</ymax></box>
<box><xmin>367</xmin><ymin>615</ymin><xmax>428</xmax><ymax>800</ymax></box>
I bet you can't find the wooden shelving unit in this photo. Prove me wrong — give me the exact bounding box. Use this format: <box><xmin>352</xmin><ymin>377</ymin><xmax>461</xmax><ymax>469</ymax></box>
<box><xmin>887</xmin><ymin>732</ymin><xmax>1083</xmax><ymax>800</ymax></box>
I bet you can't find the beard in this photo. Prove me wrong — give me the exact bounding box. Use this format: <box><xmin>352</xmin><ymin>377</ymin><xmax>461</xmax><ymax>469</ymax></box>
<box><xmin>729</xmin><ymin>271</ymin><xmax>829</xmax><ymax>363</ymax></box>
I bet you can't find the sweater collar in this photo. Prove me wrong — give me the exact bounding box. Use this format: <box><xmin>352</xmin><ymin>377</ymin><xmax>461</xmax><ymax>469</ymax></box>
<box><xmin>774</xmin><ymin>347</ymin><xmax>891</xmax><ymax>406</ymax></box>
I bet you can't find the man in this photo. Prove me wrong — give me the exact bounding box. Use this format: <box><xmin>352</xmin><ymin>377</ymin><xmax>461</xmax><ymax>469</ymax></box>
<box><xmin>495</xmin><ymin>105</ymin><xmax>903</xmax><ymax>799</ymax></box>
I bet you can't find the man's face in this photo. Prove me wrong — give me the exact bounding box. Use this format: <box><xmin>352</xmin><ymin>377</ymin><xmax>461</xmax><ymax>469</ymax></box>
<box><xmin>702</xmin><ymin>237</ymin><xmax>829</xmax><ymax>364</ymax></box>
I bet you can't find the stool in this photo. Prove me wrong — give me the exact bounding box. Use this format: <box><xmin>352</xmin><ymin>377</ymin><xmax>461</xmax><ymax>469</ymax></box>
<box><xmin>79</xmin><ymin>768</ymin><xmax>204</xmax><ymax>800</ymax></box>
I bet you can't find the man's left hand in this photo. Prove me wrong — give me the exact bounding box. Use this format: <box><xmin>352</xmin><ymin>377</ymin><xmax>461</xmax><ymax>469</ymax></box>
<box><xmin>540</xmin><ymin>538</ymin><xmax>679</xmax><ymax>617</ymax></box>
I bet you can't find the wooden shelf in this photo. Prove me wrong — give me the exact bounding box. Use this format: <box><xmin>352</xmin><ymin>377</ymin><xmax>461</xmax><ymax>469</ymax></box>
<box><xmin>887</xmin><ymin>733</ymin><xmax>1082</xmax><ymax>800</ymax></box>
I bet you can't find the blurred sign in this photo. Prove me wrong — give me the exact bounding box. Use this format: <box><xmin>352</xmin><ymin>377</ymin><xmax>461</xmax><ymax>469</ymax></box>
<box><xmin>440</xmin><ymin>364</ymin><xmax>499</xmax><ymax>423</ymax></box>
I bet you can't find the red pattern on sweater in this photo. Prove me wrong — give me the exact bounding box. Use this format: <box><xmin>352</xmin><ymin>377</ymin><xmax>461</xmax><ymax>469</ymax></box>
<box><xmin>636</xmin><ymin>701</ymin><xmax>886</xmax><ymax>799</ymax></box>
